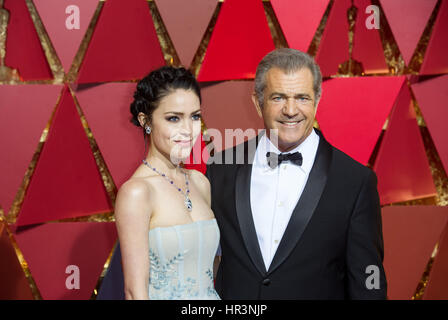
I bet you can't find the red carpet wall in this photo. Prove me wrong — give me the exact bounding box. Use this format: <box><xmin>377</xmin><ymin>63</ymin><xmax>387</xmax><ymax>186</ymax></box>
<box><xmin>0</xmin><ymin>0</ymin><xmax>447</xmax><ymax>300</ymax></box>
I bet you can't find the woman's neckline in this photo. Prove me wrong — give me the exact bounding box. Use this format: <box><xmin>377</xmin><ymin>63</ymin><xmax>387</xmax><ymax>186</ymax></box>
<box><xmin>148</xmin><ymin>218</ymin><xmax>216</xmax><ymax>233</ymax></box>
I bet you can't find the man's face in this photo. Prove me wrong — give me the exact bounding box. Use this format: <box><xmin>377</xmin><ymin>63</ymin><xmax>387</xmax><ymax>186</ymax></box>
<box><xmin>253</xmin><ymin>67</ymin><xmax>318</xmax><ymax>152</ymax></box>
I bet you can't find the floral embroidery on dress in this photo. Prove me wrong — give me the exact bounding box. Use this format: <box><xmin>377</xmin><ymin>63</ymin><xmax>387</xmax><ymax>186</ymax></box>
<box><xmin>148</xmin><ymin>249</ymin><xmax>219</xmax><ymax>299</ymax></box>
<box><xmin>205</xmin><ymin>268</ymin><xmax>221</xmax><ymax>299</ymax></box>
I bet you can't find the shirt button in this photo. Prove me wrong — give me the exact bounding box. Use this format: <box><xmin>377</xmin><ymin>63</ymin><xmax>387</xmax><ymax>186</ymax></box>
<box><xmin>274</xmin><ymin>240</ymin><xmax>279</xmax><ymax>244</ymax></box>
<box><xmin>278</xmin><ymin>201</ymin><xmax>284</xmax><ymax>207</ymax></box>
<box><xmin>283</xmin><ymin>165</ymin><xmax>287</xmax><ymax>170</ymax></box>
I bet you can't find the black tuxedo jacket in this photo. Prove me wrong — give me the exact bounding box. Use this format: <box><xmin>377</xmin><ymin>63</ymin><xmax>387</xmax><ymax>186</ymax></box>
<box><xmin>205</xmin><ymin>128</ymin><xmax>386</xmax><ymax>299</ymax></box>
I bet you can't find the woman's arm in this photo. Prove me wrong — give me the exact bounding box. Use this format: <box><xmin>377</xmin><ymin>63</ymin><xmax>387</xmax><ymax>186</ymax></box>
<box><xmin>115</xmin><ymin>179</ymin><xmax>152</xmax><ymax>300</ymax></box>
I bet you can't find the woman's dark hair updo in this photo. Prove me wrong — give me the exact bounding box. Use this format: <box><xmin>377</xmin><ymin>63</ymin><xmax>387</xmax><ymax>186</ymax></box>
<box><xmin>129</xmin><ymin>66</ymin><xmax>201</xmax><ymax>129</ymax></box>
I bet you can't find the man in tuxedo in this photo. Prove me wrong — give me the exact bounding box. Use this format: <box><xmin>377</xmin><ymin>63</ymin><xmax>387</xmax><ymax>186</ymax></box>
<box><xmin>205</xmin><ymin>48</ymin><xmax>386</xmax><ymax>299</ymax></box>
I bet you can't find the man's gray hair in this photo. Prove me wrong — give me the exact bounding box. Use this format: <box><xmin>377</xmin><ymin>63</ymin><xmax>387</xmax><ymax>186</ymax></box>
<box><xmin>254</xmin><ymin>48</ymin><xmax>322</xmax><ymax>107</ymax></box>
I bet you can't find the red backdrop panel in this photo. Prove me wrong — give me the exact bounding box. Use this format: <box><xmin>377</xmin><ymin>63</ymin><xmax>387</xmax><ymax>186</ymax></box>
<box><xmin>3</xmin><ymin>0</ymin><xmax>52</xmax><ymax>80</ymax></box>
<box><xmin>424</xmin><ymin>223</ymin><xmax>448</xmax><ymax>299</ymax></box>
<box><xmin>76</xmin><ymin>0</ymin><xmax>165</xmax><ymax>83</ymax></box>
<box><xmin>351</xmin><ymin>0</ymin><xmax>388</xmax><ymax>74</ymax></box>
<box><xmin>75</xmin><ymin>82</ymin><xmax>143</xmax><ymax>189</ymax></box>
<box><xmin>15</xmin><ymin>86</ymin><xmax>112</xmax><ymax>226</ymax></box>
<box><xmin>0</xmin><ymin>85</ymin><xmax>63</xmax><ymax>216</ymax></box>
<box><xmin>0</xmin><ymin>222</ymin><xmax>34</xmax><ymax>299</ymax></box>
<box><xmin>380</xmin><ymin>0</ymin><xmax>437</xmax><ymax>65</ymax></box>
<box><xmin>198</xmin><ymin>0</ymin><xmax>275</xmax><ymax>81</ymax></box>
<box><xmin>201</xmin><ymin>81</ymin><xmax>264</xmax><ymax>152</ymax></box>
<box><xmin>316</xmin><ymin>0</ymin><xmax>387</xmax><ymax>76</ymax></box>
<box><xmin>420</xmin><ymin>0</ymin><xmax>448</xmax><ymax>75</ymax></box>
<box><xmin>154</xmin><ymin>0</ymin><xmax>217</xmax><ymax>67</ymax></box>
<box><xmin>373</xmin><ymin>83</ymin><xmax>436</xmax><ymax>205</ymax></box>
<box><xmin>14</xmin><ymin>222</ymin><xmax>117</xmax><ymax>300</ymax></box>
<box><xmin>412</xmin><ymin>75</ymin><xmax>448</xmax><ymax>174</ymax></box>
<box><xmin>270</xmin><ymin>0</ymin><xmax>330</xmax><ymax>52</ymax></box>
<box><xmin>316</xmin><ymin>76</ymin><xmax>405</xmax><ymax>165</ymax></box>
<box><xmin>382</xmin><ymin>206</ymin><xmax>448</xmax><ymax>300</ymax></box>
<box><xmin>34</xmin><ymin>0</ymin><xmax>100</xmax><ymax>73</ymax></box>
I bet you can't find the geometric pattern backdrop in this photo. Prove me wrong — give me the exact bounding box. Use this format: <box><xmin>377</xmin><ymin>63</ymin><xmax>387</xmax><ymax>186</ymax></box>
<box><xmin>0</xmin><ymin>0</ymin><xmax>446</xmax><ymax>300</ymax></box>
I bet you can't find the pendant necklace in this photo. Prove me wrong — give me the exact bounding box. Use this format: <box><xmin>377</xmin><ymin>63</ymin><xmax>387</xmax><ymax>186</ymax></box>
<box><xmin>142</xmin><ymin>159</ymin><xmax>192</xmax><ymax>212</ymax></box>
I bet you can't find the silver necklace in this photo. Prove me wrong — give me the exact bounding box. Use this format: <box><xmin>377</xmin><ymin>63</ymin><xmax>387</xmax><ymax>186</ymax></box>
<box><xmin>142</xmin><ymin>159</ymin><xmax>192</xmax><ymax>212</ymax></box>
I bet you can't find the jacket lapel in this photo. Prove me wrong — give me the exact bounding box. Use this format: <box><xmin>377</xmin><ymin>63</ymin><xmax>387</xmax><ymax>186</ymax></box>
<box><xmin>234</xmin><ymin>134</ymin><xmax>267</xmax><ymax>276</ymax></box>
<box><xmin>267</xmin><ymin>128</ymin><xmax>333</xmax><ymax>274</ymax></box>
<box><xmin>235</xmin><ymin>164</ymin><xmax>267</xmax><ymax>276</ymax></box>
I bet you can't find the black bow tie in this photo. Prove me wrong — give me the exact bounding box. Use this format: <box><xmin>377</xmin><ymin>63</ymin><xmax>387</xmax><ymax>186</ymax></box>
<box><xmin>266</xmin><ymin>151</ymin><xmax>303</xmax><ymax>169</ymax></box>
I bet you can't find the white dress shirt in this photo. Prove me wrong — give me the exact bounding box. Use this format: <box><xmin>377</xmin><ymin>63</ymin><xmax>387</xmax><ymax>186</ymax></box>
<box><xmin>250</xmin><ymin>128</ymin><xmax>320</xmax><ymax>270</ymax></box>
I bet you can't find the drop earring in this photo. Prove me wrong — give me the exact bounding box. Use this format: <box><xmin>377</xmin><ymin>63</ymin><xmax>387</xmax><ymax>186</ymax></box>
<box><xmin>145</xmin><ymin>125</ymin><xmax>151</xmax><ymax>135</ymax></box>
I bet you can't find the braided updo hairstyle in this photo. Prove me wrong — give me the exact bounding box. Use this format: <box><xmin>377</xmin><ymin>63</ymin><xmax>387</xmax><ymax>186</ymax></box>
<box><xmin>130</xmin><ymin>66</ymin><xmax>201</xmax><ymax>133</ymax></box>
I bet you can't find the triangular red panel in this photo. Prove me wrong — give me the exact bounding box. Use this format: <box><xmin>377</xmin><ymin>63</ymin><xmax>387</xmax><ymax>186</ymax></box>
<box><xmin>15</xmin><ymin>86</ymin><xmax>112</xmax><ymax>226</ymax></box>
<box><xmin>0</xmin><ymin>222</ymin><xmax>34</xmax><ymax>299</ymax></box>
<box><xmin>76</xmin><ymin>0</ymin><xmax>165</xmax><ymax>83</ymax></box>
<box><xmin>424</xmin><ymin>222</ymin><xmax>448</xmax><ymax>299</ymax></box>
<box><xmin>420</xmin><ymin>0</ymin><xmax>448</xmax><ymax>75</ymax></box>
<box><xmin>75</xmin><ymin>83</ymin><xmax>143</xmax><ymax>189</ymax></box>
<box><xmin>373</xmin><ymin>83</ymin><xmax>436</xmax><ymax>205</ymax></box>
<box><xmin>0</xmin><ymin>85</ymin><xmax>63</xmax><ymax>216</ymax></box>
<box><xmin>270</xmin><ymin>0</ymin><xmax>329</xmax><ymax>52</ymax></box>
<box><xmin>201</xmin><ymin>81</ymin><xmax>264</xmax><ymax>152</ymax></box>
<box><xmin>351</xmin><ymin>0</ymin><xmax>388</xmax><ymax>74</ymax></box>
<box><xmin>380</xmin><ymin>0</ymin><xmax>437</xmax><ymax>65</ymax></box>
<box><xmin>198</xmin><ymin>0</ymin><xmax>275</xmax><ymax>81</ymax></box>
<box><xmin>34</xmin><ymin>0</ymin><xmax>100</xmax><ymax>73</ymax></box>
<box><xmin>3</xmin><ymin>0</ymin><xmax>52</xmax><ymax>80</ymax></box>
<box><xmin>14</xmin><ymin>222</ymin><xmax>117</xmax><ymax>300</ymax></box>
<box><xmin>315</xmin><ymin>0</ymin><xmax>388</xmax><ymax>76</ymax></box>
<box><xmin>412</xmin><ymin>75</ymin><xmax>448</xmax><ymax>174</ymax></box>
<box><xmin>381</xmin><ymin>206</ymin><xmax>448</xmax><ymax>300</ymax></box>
<box><xmin>315</xmin><ymin>76</ymin><xmax>405</xmax><ymax>165</ymax></box>
<box><xmin>154</xmin><ymin>0</ymin><xmax>217</xmax><ymax>67</ymax></box>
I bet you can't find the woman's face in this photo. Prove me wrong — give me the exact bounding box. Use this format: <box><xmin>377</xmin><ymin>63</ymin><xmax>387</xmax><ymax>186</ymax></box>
<box><xmin>149</xmin><ymin>89</ymin><xmax>202</xmax><ymax>163</ymax></box>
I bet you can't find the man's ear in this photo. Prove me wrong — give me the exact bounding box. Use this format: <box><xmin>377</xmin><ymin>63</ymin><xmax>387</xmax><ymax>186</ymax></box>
<box><xmin>251</xmin><ymin>93</ymin><xmax>262</xmax><ymax>118</ymax></box>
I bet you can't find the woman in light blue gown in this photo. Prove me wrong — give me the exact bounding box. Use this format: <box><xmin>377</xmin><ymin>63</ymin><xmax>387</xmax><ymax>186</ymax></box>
<box><xmin>115</xmin><ymin>66</ymin><xmax>220</xmax><ymax>300</ymax></box>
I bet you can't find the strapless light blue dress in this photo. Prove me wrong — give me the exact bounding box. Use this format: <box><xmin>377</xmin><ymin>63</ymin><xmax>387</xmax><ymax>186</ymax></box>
<box><xmin>148</xmin><ymin>218</ymin><xmax>221</xmax><ymax>300</ymax></box>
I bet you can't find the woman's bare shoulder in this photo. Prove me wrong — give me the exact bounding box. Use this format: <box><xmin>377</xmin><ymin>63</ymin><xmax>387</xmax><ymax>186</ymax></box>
<box><xmin>115</xmin><ymin>177</ymin><xmax>155</xmax><ymax>219</ymax></box>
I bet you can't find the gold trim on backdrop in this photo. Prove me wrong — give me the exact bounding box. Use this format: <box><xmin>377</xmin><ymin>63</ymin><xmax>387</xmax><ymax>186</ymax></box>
<box><xmin>25</xmin><ymin>0</ymin><xmax>64</xmax><ymax>83</ymax></box>
<box><xmin>372</xmin><ymin>0</ymin><xmax>406</xmax><ymax>75</ymax></box>
<box><xmin>408</xmin><ymin>0</ymin><xmax>442</xmax><ymax>74</ymax></box>
<box><xmin>263</xmin><ymin>1</ymin><xmax>288</xmax><ymax>49</ymax></box>
<box><xmin>90</xmin><ymin>239</ymin><xmax>118</xmax><ymax>299</ymax></box>
<box><xmin>409</xmin><ymin>79</ymin><xmax>427</xmax><ymax>127</ymax></box>
<box><xmin>308</xmin><ymin>0</ymin><xmax>334</xmax><ymax>58</ymax></box>
<box><xmin>0</xmin><ymin>0</ymin><xmax>21</xmax><ymax>82</ymax></box>
<box><xmin>366</xmin><ymin>129</ymin><xmax>384</xmax><ymax>169</ymax></box>
<box><xmin>373</xmin><ymin>0</ymin><xmax>442</xmax><ymax>75</ymax></box>
<box><xmin>419</xmin><ymin>126</ymin><xmax>448</xmax><ymax>207</ymax></box>
<box><xmin>6</xmin><ymin>86</ymin><xmax>65</xmax><ymax>224</ymax></box>
<box><xmin>66</xmin><ymin>1</ymin><xmax>104</xmax><ymax>83</ymax></box>
<box><xmin>412</xmin><ymin>242</ymin><xmax>438</xmax><ymax>300</ymax></box>
<box><xmin>46</xmin><ymin>211</ymin><xmax>115</xmax><ymax>223</ymax></box>
<box><xmin>148</xmin><ymin>1</ymin><xmax>180</xmax><ymax>67</ymax></box>
<box><xmin>190</xmin><ymin>2</ymin><xmax>221</xmax><ymax>78</ymax></box>
<box><xmin>4</xmin><ymin>223</ymin><xmax>43</xmax><ymax>300</ymax></box>
<box><xmin>378</xmin><ymin>128</ymin><xmax>447</xmax><ymax>205</ymax></box>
